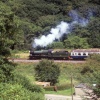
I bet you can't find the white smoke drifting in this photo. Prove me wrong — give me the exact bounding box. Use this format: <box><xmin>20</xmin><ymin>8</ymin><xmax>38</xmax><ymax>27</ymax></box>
<box><xmin>33</xmin><ymin>10</ymin><xmax>89</xmax><ymax>48</ymax></box>
<box><xmin>33</xmin><ymin>21</ymin><xmax>70</xmax><ymax>47</ymax></box>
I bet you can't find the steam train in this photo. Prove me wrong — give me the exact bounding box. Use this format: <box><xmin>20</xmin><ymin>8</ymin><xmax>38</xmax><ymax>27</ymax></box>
<box><xmin>29</xmin><ymin>49</ymin><xmax>100</xmax><ymax>60</ymax></box>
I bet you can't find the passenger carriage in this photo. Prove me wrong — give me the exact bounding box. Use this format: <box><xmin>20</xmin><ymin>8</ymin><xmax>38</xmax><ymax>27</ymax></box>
<box><xmin>70</xmin><ymin>49</ymin><xmax>100</xmax><ymax>59</ymax></box>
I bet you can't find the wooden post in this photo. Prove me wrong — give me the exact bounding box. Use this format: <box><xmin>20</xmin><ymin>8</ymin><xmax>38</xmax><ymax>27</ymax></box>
<box><xmin>54</xmin><ymin>85</ymin><xmax>57</xmax><ymax>92</ymax></box>
<box><xmin>71</xmin><ymin>74</ymin><xmax>73</xmax><ymax>100</ymax></box>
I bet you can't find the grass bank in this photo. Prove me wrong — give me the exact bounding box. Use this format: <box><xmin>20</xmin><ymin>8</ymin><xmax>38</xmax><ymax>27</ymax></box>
<box><xmin>14</xmin><ymin>62</ymin><xmax>83</xmax><ymax>95</ymax></box>
<box><xmin>45</xmin><ymin>88</ymin><xmax>74</xmax><ymax>96</ymax></box>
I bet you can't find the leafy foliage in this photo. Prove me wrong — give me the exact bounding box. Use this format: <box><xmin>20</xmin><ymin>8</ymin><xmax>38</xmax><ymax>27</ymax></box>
<box><xmin>0</xmin><ymin>2</ymin><xmax>45</xmax><ymax>99</ymax></box>
<box><xmin>64</xmin><ymin>36</ymin><xmax>89</xmax><ymax>49</ymax></box>
<box><xmin>35</xmin><ymin>59</ymin><xmax>60</xmax><ymax>85</ymax></box>
<box><xmin>1</xmin><ymin>0</ymin><xmax>99</xmax><ymax>49</ymax></box>
<box><xmin>0</xmin><ymin>59</ymin><xmax>16</xmax><ymax>82</ymax></box>
<box><xmin>0</xmin><ymin>83</ymin><xmax>44</xmax><ymax>100</ymax></box>
<box><xmin>80</xmin><ymin>54</ymin><xmax>100</xmax><ymax>97</ymax></box>
<box><xmin>47</xmin><ymin>42</ymin><xmax>64</xmax><ymax>49</ymax></box>
<box><xmin>12</xmin><ymin>74</ymin><xmax>44</xmax><ymax>93</ymax></box>
<box><xmin>87</xmin><ymin>18</ymin><xmax>100</xmax><ymax>48</ymax></box>
<box><xmin>0</xmin><ymin>2</ymin><xmax>21</xmax><ymax>83</ymax></box>
<box><xmin>0</xmin><ymin>0</ymin><xmax>100</xmax><ymax>98</ymax></box>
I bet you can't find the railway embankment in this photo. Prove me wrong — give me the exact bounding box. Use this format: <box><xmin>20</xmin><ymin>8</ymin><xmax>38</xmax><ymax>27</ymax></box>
<box><xmin>9</xmin><ymin>59</ymin><xmax>86</xmax><ymax>63</ymax></box>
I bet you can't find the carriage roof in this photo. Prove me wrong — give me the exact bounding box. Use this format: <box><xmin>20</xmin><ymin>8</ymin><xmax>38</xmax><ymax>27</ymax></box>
<box><xmin>71</xmin><ymin>49</ymin><xmax>100</xmax><ymax>52</ymax></box>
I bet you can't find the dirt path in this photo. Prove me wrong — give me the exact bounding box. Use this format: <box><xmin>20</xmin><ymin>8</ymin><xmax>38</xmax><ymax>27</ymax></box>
<box><xmin>45</xmin><ymin>94</ymin><xmax>82</xmax><ymax>100</ymax></box>
<box><xmin>75</xmin><ymin>88</ymin><xmax>86</xmax><ymax>96</ymax></box>
<box><xmin>45</xmin><ymin>87</ymin><xmax>92</xmax><ymax>100</ymax></box>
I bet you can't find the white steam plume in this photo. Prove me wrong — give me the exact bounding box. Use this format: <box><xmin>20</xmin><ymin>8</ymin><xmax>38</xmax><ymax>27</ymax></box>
<box><xmin>33</xmin><ymin>10</ymin><xmax>89</xmax><ymax>48</ymax></box>
<box><xmin>33</xmin><ymin>21</ymin><xmax>70</xmax><ymax>47</ymax></box>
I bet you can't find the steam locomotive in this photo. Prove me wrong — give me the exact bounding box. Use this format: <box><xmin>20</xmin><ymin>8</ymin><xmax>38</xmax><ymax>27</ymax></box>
<box><xmin>29</xmin><ymin>49</ymin><xmax>100</xmax><ymax>60</ymax></box>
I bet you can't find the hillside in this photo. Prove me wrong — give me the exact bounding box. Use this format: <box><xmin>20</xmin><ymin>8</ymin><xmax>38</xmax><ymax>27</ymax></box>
<box><xmin>1</xmin><ymin>0</ymin><xmax>100</xmax><ymax>50</ymax></box>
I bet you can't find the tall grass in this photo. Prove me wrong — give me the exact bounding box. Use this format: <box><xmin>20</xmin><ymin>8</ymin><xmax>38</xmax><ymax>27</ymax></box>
<box><xmin>14</xmin><ymin>62</ymin><xmax>84</xmax><ymax>95</ymax></box>
<box><xmin>14</xmin><ymin>63</ymin><xmax>36</xmax><ymax>83</ymax></box>
<box><xmin>11</xmin><ymin>50</ymin><xmax>29</xmax><ymax>59</ymax></box>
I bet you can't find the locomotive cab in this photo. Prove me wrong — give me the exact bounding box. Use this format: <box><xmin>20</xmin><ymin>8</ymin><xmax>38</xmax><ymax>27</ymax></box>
<box><xmin>49</xmin><ymin>50</ymin><xmax>69</xmax><ymax>60</ymax></box>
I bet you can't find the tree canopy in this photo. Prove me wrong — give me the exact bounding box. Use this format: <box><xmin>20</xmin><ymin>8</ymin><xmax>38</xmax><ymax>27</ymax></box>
<box><xmin>0</xmin><ymin>2</ymin><xmax>22</xmax><ymax>82</ymax></box>
<box><xmin>34</xmin><ymin>59</ymin><xmax>60</xmax><ymax>85</ymax></box>
<box><xmin>0</xmin><ymin>0</ymin><xmax>99</xmax><ymax>49</ymax></box>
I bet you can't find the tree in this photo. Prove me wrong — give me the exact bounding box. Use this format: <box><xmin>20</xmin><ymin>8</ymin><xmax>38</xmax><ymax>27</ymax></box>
<box><xmin>34</xmin><ymin>59</ymin><xmax>60</xmax><ymax>85</ymax></box>
<box><xmin>64</xmin><ymin>36</ymin><xmax>89</xmax><ymax>49</ymax></box>
<box><xmin>47</xmin><ymin>42</ymin><xmax>64</xmax><ymax>49</ymax></box>
<box><xmin>87</xmin><ymin>18</ymin><xmax>100</xmax><ymax>48</ymax></box>
<box><xmin>80</xmin><ymin>54</ymin><xmax>100</xmax><ymax>97</ymax></box>
<box><xmin>0</xmin><ymin>1</ymin><xmax>23</xmax><ymax>54</ymax></box>
<box><xmin>0</xmin><ymin>2</ymin><xmax>22</xmax><ymax>82</ymax></box>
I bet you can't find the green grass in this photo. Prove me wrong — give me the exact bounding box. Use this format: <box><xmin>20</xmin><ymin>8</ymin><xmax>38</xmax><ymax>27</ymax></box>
<box><xmin>14</xmin><ymin>63</ymin><xmax>36</xmax><ymax>83</ymax></box>
<box><xmin>14</xmin><ymin>62</ymin><xmax>83</xmax><ymax>95</ymax></box>
<box><xmin>11</xmin><ymin>50</ymin><xmax>29</xmax><ymax>59</ymax></box>
<box><xmin>14</xmin><ymin>62</ymin><xmax>82</xmax><ymax>84</ymax></box>
<box><xmin>44</xmin><ymin>88</ymin><xmax>74</xmax><ymax>96</ymax></box>
<box><xmin>14</xmin><ymin>52</ymin><xmax>29</xmax><ymax>58</ymax></box>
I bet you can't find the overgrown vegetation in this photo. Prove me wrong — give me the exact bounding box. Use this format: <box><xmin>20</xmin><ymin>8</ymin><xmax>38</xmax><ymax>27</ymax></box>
<box><xmin>79</xmin><ymin>54</ymin><xmax>100</xmax><ymax>97</ymax></box>
<box><xmin>0</xmin><ymin>0</ymin><xmax>100</xmax><ymax>49</ymax></box>
<box><xmin>0</xmin><ymin>0</ymin><xmax>100</xmax><ymax>99</ymax></box>
<box><xmin>12</xmin><ymin>54</ymin><xmax>100</xmax><ymax>97</ymax></box>
<box><xmin>14</xmin><ymin>62</ymin><xmax>80</xmax><ymax>95</ymax></box>
<box><xmin>34</xmin><ymin>59</ymin><xmax>60</xmax><ymax>85</ymax></box>
<box><xmin>0</xmin><ymin>83</ymin><xmax>44</xmax><ymax>100</ymax></box>
<box><xmin>0</xmin><ymin>1</ymin><xmax>44</xmax><ymax>99</ymax></box>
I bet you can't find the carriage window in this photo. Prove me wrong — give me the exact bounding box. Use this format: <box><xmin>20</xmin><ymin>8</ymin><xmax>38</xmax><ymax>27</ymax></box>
<box><xmin>71</xmin><ymin>53</ymin><xmax>74</xmax><ymax>55</ymax></box>
<box><xmin>83</xmin><ymin>53</ymin><xmax>86</xmax><ymax>55</ymax></box>
<box><xmin>78</xmin><ymin>53</ymin><xmax>81</xmax><ymax>55</ymax></box>
<box><xmin>75</xmin><ymin>53</ymin><xmax>77</xmax><ymax>55</ymax></box>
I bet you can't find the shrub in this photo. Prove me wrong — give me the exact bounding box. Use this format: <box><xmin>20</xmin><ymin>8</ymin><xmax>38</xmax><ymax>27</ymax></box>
<box><xmin>93</xmin><ymin>84</ymin><xmax>100</xmax><ymax>97</ymax></box>
<box><xmin>0</xmin><ymin>83</ymin><xmax>44</xmax><ymax>100</ymax></box>
<box><xmin>35</xmin><ymin>59</ymin><xmax>60</xmax><ymax>85</ymax></box>
<box><xmin>0</xmin><ymin>58</ymin><xmax>16</xmax><ymax>82</ymax></box>
<box><xmin>80</xmin><ymin>54</ymin><xmax>100</xmax><ymax>97</ymax></box>
<box><xmin>11</xmin><ymin>74</ymin><xmax>44</xmax><ymax>93</ymax></box>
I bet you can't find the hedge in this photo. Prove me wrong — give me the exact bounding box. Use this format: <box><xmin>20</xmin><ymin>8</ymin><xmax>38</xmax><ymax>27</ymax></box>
<box><xmin>44</xmin><ymin>83</ymin><xmax>71</xmax><ymax>91</ymax></box>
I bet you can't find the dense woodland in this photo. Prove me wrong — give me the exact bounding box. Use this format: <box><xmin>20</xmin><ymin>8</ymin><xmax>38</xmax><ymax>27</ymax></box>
<box><xmin>0</xmin><ymin>0</ymin><xmax>100</xmax><ymax>50</ymax></box>
<box><xmin>0</xmin><ymin>0</ymin><xmax>100</xmax><ymax>99</ymax></box>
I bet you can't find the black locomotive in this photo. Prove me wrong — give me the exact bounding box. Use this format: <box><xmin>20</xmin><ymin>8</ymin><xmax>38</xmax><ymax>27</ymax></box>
<box><xmin>29</xmin><ymin>49</ymin><xmax>70</xmax><ymax>60</ymax></box>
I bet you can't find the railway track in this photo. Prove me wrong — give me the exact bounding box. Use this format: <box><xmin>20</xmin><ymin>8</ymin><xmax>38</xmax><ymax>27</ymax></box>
<box><xmin>9</xmin><ymin>58</ymin><xmax>85</xmax><ymax>63</ymax></box>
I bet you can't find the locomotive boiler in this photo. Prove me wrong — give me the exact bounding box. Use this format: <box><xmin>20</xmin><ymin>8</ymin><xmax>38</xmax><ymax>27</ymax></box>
<box><xmin>29</xmin><ymin>49</ymin><xmax>70</xmax><ymax>60</ymax></box>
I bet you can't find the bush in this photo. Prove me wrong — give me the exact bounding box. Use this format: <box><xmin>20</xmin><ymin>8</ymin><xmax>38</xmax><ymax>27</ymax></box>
<box><xmin>35</xmin><ymin>59</ymin><xmax>60</xmax><ymax>85</ymax></box>
<box><xmin>93</xmin><ymin>84</ymin><xmax>100</xmax><ymax>97</ymax></box>
<box><xmin>11</xmin><ymin>74</ymin><xmax>44</xmax><ymax>93</ymax></box>
<box><xmin>0</xmin><ymin>58</ymin><xmax>16</xmax><ymax>82</ymax></box>
<box><xmin>0</xmin><ymin>83</ymin><xmax>44</xmax><ymax>100</ymax></box>
<box><xmin>80</xmin><ymin>54</ymin><xmax>100</xmax><ymax>97</ymax></box>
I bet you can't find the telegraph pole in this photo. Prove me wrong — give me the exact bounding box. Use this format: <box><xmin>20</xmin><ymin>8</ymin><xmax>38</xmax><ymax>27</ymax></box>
<box><xmin>71</xmin><ymin>73</ymin><xmax>73</xmax><ymax>100</ymax></box>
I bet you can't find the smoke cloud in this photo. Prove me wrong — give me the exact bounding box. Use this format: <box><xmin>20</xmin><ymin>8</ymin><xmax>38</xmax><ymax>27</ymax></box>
<box><xmin>33</xmin><ymin>10</ymin><xmax>90</xmax><ymax>48</ymax></box>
